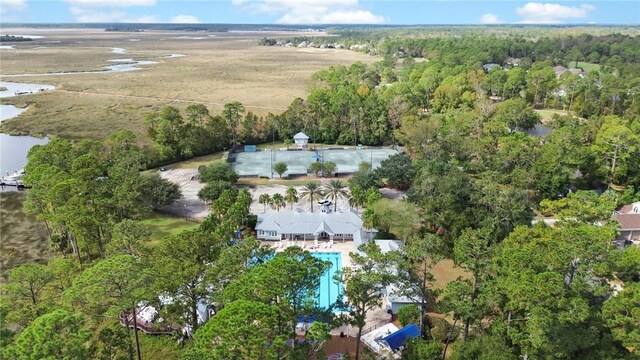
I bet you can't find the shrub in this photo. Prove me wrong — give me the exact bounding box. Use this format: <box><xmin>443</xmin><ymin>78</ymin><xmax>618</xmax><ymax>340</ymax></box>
<box><xmin>397</xmin><ymin>305</ymin><xmax>421</xmax><ymax>326</ymax></box>
<box><xmin>429</xmin><ymin>316</ymin><xmax>457</xmax><ymax>343</ymax></box>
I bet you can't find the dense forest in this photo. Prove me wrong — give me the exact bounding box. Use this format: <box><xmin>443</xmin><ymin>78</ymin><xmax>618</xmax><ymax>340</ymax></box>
<box><xmin>2</xmin><ymin>28</ymin><xmax>640</xmax><ymax>359</ymax></box>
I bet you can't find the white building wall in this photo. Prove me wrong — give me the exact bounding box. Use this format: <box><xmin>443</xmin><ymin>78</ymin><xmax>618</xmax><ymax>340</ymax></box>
<box><xmin>256</xmin><ymin>229</ymin><xmax>281</xmax><ymax>240</ymax></box>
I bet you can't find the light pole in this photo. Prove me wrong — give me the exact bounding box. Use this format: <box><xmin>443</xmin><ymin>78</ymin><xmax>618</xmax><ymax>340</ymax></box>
<box><xmin>270</xmin><ymin>149</ymin><xmax>274</xmax><ymax>179</ymax></box>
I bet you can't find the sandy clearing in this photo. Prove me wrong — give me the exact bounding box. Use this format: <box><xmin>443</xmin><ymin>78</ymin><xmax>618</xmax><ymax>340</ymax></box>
<box><xmin>158</xmin><ymin>169</ymin><xmax>355</xmax><ymax>219</ymax></box>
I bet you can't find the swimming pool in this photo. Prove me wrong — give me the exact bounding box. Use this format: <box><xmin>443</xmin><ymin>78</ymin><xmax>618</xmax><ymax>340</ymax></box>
<box><xmin>311</xmin><ymin>252</ymin><xmax>344</xmax><ymax>311</ymax></box>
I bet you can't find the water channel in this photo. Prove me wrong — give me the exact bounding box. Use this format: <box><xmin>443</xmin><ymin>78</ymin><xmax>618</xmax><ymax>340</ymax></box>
<box><xmin>0</xmin><ymin>82</ymin><xmax>53</xmax><ymax>191</ymax></box>
<box><xmin>0</xmin><ymin>47</ymin><xmax>184</xmax><ymax>190</ymax></box>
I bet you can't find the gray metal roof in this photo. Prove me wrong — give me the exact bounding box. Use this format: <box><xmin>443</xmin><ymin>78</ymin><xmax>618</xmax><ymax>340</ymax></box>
<box><xmin>256</xmin><ymin>209</ymin><xmax>363</xmax><ymax>235</ymax></box>
<box><xmin>293</xmin><ymin>132</ymin><xmax>309</xmax><ymax>140</ymax></box>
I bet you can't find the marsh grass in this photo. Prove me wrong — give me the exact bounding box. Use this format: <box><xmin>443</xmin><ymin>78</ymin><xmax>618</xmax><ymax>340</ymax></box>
<box><xmin>0</xmin><ymin>191</ymin><xmax>51</xmax><ymax>282</ymax></box>
<box><xmin>0</xmin><ymin>28</ymin><xmax>378</xmax><ymax>142</ymax></box>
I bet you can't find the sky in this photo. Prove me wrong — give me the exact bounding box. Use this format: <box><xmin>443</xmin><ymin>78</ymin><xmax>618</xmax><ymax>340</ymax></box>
<box><xmin>0</xmin><ymin>0</ymin><xmax>638</xmax><ymax>25</ymax></box>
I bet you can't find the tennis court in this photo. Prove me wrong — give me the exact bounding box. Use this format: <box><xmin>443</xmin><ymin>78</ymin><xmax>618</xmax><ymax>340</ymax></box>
<box><xmin>232</xmin><ymin>148</ymin><xmax>398</xmax><ymax>177</ymax></box>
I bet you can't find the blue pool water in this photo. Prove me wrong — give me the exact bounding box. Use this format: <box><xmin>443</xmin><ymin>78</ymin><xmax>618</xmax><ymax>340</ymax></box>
<box><xmin>311</xmin><ymin>252</ymin><xmax>344</xmax><ymax>311</ymax></box>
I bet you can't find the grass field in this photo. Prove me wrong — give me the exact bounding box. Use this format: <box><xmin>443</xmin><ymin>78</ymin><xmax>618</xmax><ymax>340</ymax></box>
<box><xmin>0</xmin><ymin>191</ymin><xmax>51</xmax><ymax>282</ymax></box>
<box><xmin>238</xmin><ymin>177</ymin><xmax>322</xmax><ymax>186</ymax></box>
<box><xmin>0</xmin><ymin>28</ymin><xmax>378</xmax><ymax>142</ymax></box>
<box><xmin>576</xmin><ymin>61</ymin><xmax>602</xmax><ymax>73</ymax></box>
<box><xmin>431</xmin><ymin>259</ymin><xmax>471</xmax><ymax>290</ymax></box>
<box><xmin>148</xmin><ymin>152</ymin><xmax>224</xmax><ymax>171</ymax></box>
<box><xmin>166</xmin><ymin>152</ymin><xmax>224</xmax><ymax>169</ymax></box>
<box><xmin>535</xmin><ymin>108</ymin><xmax>570</xmax><ymax>123</ymax></box>
<box><xmin>139</xmin><ymin>212</ymin><xmax>200</xmax><ymax>248</ymax></box>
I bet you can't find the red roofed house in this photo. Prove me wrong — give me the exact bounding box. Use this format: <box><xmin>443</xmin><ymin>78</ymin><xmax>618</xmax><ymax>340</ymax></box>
<box><xmin>613</xmin><ymin>201</ymin><xmax>640</xmax><ymax>244</ymax></box>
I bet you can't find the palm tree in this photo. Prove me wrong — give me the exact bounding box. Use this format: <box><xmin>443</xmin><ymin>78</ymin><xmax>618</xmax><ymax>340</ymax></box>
<box><xmin>299</xmin><ymin>182</ymin><xmax>323</xmax><ymax>213</ymax></box>
<box><xmin>348</xmin><ymin>185</ymin><xmax>366</xmax><ymax>210</ymax></box>
<box><xmin>325</xmin><ymin>179</ymin><xmax>348</xmax><ymax>212</ymax></box>
<box><xmin>285</xmin><ymin>187</ymin><xmax>298</xmax><ymax>210</ymax></box>
<box><xmin>362</xmin><ymin>208</ymin><xmax>377</xmax><ymax>229</ymax></box>
<box><xmin>270</xmin><ymin>193</ymin><xmax>286</xmax><ymax>211</ymax></box>
<box><xmin>258</xmin><ymin>193</ymin><xmax>271</xmax><ymax>213</ymax></box>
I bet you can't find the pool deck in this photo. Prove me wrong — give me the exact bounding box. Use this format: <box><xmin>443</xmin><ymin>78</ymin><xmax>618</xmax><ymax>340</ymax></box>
<box><xmin>261</xmin><ymin>240</ymin><xmax>393</xmax><ymax>337</ymax></box>
<box><xmin>261</xmin><ymin>239</ymin><xmax>355</xmax><ymax>268</ymax></box>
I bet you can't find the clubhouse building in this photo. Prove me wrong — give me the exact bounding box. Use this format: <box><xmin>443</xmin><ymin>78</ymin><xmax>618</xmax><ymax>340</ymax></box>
<box><xmin>255</xmin><ymin>207</ymin><xmax>375</xmax><ymax>244</ymax></box>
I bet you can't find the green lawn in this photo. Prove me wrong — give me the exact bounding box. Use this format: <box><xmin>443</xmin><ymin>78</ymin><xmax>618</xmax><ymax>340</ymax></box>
<box><xmin>576</xmin><ymin>61</ymin><xmax>602</xmax><ymax>73</ymax></box>
<box><xmin>237</xmin><ymin>177</ymin><xmax>324</xmax><ymax>186</ymax></box>
<box><xmin>535</xmin><ymin>109</ymin><xmax>570</xmax><ymax>123</ymax></box>
<box><xmin>146</xmin><ymin>152</ymin><xmax>224</xmax><ymax>172</ymax></box>
<box><xmin>140</xmin><ymin>213</ymin><xmax>200</xmax><ymax>248</ymax></box>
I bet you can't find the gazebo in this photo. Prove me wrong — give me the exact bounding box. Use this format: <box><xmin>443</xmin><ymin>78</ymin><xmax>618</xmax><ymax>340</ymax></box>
<box><xmin>293</xmin><ymin>132</ymin><xmax>309</xmax><ymax>149</ymax></box>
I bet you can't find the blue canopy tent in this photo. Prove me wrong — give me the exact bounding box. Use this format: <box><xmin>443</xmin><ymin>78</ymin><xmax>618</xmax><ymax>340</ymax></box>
<box><xmin>382</xmin><ymin>324</ymin><xmax>420</xmax><ymax>351</ymax></box>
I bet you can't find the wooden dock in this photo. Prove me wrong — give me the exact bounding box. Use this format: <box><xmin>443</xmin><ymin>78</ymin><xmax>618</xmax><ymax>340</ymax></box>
<box><xmin>0</xmin><ymin>179</ymin><xmax>27</xmax><ymax>188</ymax></box>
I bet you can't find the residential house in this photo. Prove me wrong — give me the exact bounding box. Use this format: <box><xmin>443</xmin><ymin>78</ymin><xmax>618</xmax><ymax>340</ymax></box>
<box><xmin>554</xmin><ymin>65</ymin><xmax>568</xmax><ymax>77</ymax></box>
<box><xmin>489</xmin><ymin>95</ymin><xmax>504</xmax><ymax>103</ymax></box>
<box><xmin>367</xmin><ymin>240</ymin><xmax>424</xmax><ymax>315</ymax></box>
<box><xmin>505</xmin><ymin>57</ymin><xmax>520</xmax><ymax>68</ymax></box>
<box><xmin>569</xmin><ymin>68</ymin><xmax>585</xmax><ymax>76</ymax></box>
<box><xmin>613</xmin><ymin>201</ymin><xmax>640</xmax><ymax>245</ymax></box>
<box><xmin>483</xmin><ymin>63</ymin><xmax>501</xmax><ymax>72</ymax></box>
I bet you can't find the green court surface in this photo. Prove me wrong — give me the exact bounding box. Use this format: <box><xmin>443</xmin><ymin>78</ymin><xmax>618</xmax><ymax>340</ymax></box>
<box><xmin>232</xmin><ymin>148</ymin><xmax>398</xmax><ymax>177</ymax></box>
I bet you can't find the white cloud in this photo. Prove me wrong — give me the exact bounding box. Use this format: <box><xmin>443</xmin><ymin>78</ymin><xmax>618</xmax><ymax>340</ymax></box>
<box><xmin>69</xmin><ymin>6</ymin><xmax>157</xmax><ymax>22</ymax></box>
<box><xmin>170</xmin><ymin>15</ymin><xmax>200</xmax><ymax>24</ymax></box>
<box><xmin>277</xmin><ymin>9</ymin><xmax>383</xmax><ymax>24</ymax></box>
<box><xmin>1</xmin><ymin>0</ymin><xmax>25</xmax><ymax>8</ymax></box>
<box><xmin>0</xmin><ymin>0</ymin><xmax>27</xmax><ymax>15</ymax></box>
<box><xmin>315</xmin><ymin>10</ymin><xmax>383</xmax><ymax>24</ymax></box>
<box><xmin>66</xmin><ymin>0</ymin><xmax>158</xmax><ymax>23</ymax></box>
<box><xmin>516</xmin><ymin>2</ymin><xmax>595</xmax><ymax>24</ymax></box>
<box><xmin>64</xmin><ymin>0</ymin><xmax>156</xmax><ymax>7</ymax></box>
<box><xmin>133</xmin><ymin>15</ymin><xmax>159</xmax><ymax>23</ymax></box>
<box><xmin>479</xmin><ymin>13</ymin><xmax>501</xmax><ymax>24</ymax></box>
<box><xmin>234</xmin><ymin>0</ymin><xmax>384</xmax><ymax>24</ymax></box>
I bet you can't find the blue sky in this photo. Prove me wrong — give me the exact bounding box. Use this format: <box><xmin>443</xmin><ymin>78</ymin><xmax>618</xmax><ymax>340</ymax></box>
<box><xmin>1</xmin><ymin>0</ymin><xmax>638</xmax><ymax>25</ymax></box>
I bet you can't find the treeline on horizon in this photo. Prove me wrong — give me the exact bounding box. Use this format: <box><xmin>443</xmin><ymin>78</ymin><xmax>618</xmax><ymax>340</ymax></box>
<box><xmin>272</xmin><ymin>31</ymin><xmax>639</xmax><ymax>71</ymax></box>
<box><xmin>0</xmin><ymin>35</ymin><xmax>33</xmax><ymax>42</ymax></box>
